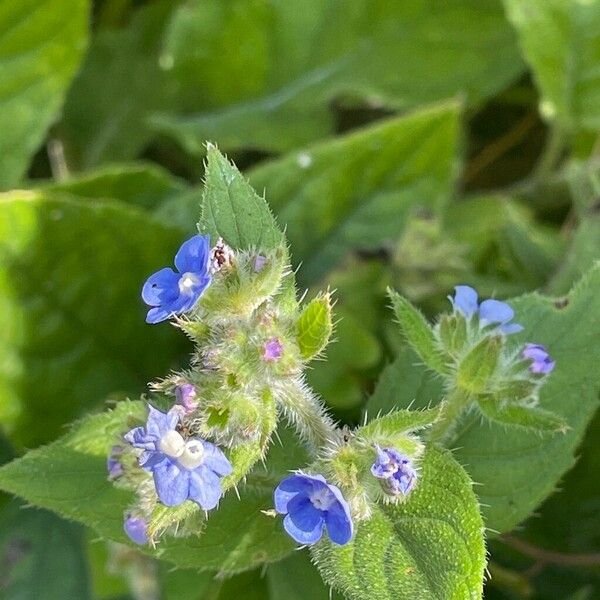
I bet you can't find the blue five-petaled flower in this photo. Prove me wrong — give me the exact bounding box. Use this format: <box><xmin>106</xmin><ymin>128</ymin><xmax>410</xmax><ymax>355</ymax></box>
<box><xmin>450</xmin><ymin>285</ymin><xmax>523</xmax><ymax>334</ymax></box>
<box><xmin>274</xmin><ymin>473</ymin><xmax>353</xmax><ymax>545</ymax></box>
<box><xmin>371</xmin><ymin>447</ymin><xmax>418</xmax><ymax>496</ymax></box>
<box><xmin>142</xmin><ymin>234</ymin><xmax>212</xmax><ymax>324</ymax></box>
<box><xmin>124</xmin><ymin>405</ymin><xmax>232</xmax><ymax>510</ymax></box>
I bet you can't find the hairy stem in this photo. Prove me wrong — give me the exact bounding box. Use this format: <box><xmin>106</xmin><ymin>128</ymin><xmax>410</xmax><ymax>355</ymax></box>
<box><xmin>429</xmin><ymin>388</ymin><xmax>471</xmax><ymax>446</ymax></box>
<box><xmin>501</xmin><ymin>535</ymin><xmax>600</xmax><ymax>567</ymax></box>
<box><xmin>275</xmin><ymin>378</ymin><xmax>338</xmax><ymax>453</ymax></box>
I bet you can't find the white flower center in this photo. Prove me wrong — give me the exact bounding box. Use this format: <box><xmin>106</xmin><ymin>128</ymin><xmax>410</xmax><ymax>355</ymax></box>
<box><xmin>159</xmin><ymin>430</ymin><xmax>185</xmax><ymax>458</ymax></box>
<box><xmin>179</xmin><ymin>272</ymin><xmax>200</xmax><ymax>294</ymax></box>
<box><xmin>309</xmin><ymin>488</ymin><xmax>335</xmax><ymax>511</ymax></box>
<box><xmin>178</xmin><ymin>440</ymin><xmax>205</xmax><ymax>470</ymax></box>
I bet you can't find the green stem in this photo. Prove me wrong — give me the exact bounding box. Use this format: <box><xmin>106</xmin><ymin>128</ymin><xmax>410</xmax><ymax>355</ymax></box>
<box><xmin>429</xmin><ymin>388</ymin><xmax>471</xmax><ymax>446</ymax></box>
<box><xmin>276</xmin><ymin>378</ymin><xmax>338</xmax><ymax>453</ymax></box>
<box><xmin>533</xmin><ymin>125</ymin><xmax>565</xmax><ymax>179</ymax></box>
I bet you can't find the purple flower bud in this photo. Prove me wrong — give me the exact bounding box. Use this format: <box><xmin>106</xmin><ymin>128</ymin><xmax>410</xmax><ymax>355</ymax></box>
<box><xmin>263</xmin><ymin>337</ymin><xmax>283</xmax><ymax>362</ymax></box>
<box><xmin>371</xmin><ymin>447</ymin><xmax>418</xmax><ymax>496</ymax></box>
<box><xmin>175</xmin><ymin>383</ymin><xmax>198</xmax><ymax>413</ymax></box>
<box><xmin>124</xmin><ymin>515</ymin><xmax>148</xmax><ymax>545</ymax></box>
<box><xmin>107</xmin><ymin>446</ymin><xmax>124</xmax><ymax>480</ymax></box>
<box><xmin>522</xmin><ymin>343</ymin><xmax>555</xmax><ymax>374</ymax></box>
<box><xmin>253</xmin><ymin>254</ymin><xmax>267</xmax><ymax>272</ymax></box>
<box><xmin>274</xmin><ymin>473</ymin><xmax>353</xmax><ymax>545</ymax></box>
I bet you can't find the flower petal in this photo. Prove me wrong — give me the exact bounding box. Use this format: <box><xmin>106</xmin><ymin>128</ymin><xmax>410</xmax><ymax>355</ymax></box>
<box><xmin>175</xmin><ymin>235</ymin><xmax>211</xmax><ymax>274</ymax></box>
<box><xmin>451</xmin><ymin>285</ymin><xmax>478</xmax><ymax>318</ymax></box>
<box><xmin>153</xmin><ymin>458</ymin><xmax>190</xmax><ymax>506</ymax></box>
<box><xmin>324</xmin><ymin>501</ymin><xmax>353</xmax><ymax>545</ymax></box>
<box><xmin>283</xmin><ymin>495</ymin><xmax>324</xmax><ymax>545</ymax></box>
<box><xmin>146</xmin><ymin>306</ymin><xmax>174</xmax><ymax>324</ymax></box>
<box><xmin>499</xmin><ymin>323</ymin><xmax>523</xmax><ymax>335</ymax></box>
<box><xmin>146</xmin><ymin>405</ymin><xmax>179</xmax><ymax>439</ymax></box>
<box><xmin>274</xmin><ymin>474</ymin><xmax>322</xmax><ymax>514</ymax></box>
<box><xmin>124</xmin><ymin>426</ymin><xmax>156</xmax><ymax>451</ymax></box>
<box><xmin>479</xmin><ymin>299</ymin><xmax>514</xmax><ymax>327</ymax></box>
<box><xmin>124</xmin><ymin>516</ymin><xmax>148</xmax><ymax>545</ymax></box>
<box><xmin>188</xmin><ymin>465</ymin><xmax>223</xmax><ymax>510</ymax></box>
<box><xmin>201</xmin><ymin>441</ymin><xmax>233</xmax><ymax>477</ymax></box>
<box><xmin>142</xmin><ymin>268</ymin><xmax>180</xmax><ymax>306</ymax></box>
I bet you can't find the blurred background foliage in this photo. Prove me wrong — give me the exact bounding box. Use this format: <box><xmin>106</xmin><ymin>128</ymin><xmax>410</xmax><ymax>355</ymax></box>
<box><xmin>0</xmin><ymin>0</ymin><xmax>599</xmax><ymax>598</ymax></box>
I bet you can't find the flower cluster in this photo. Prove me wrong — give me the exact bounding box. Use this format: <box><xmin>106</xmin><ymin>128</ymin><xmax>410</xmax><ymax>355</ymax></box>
<box><xmin>371</xmin><ymin>447</ymin><xmax>418</xmax><ymax>496</ymax></box>
<box><xmin>109</xmin><ymin>233</ymin><xmax>429</xmax><ymax>549</ymax></box>
<box><xmin>450</xmin><ymin>285</ymin><xmax>523</xmax><ymax>334</ymax></box>
<box><xmin>448</xmin><ymin>285</ymin><xmax>555</xmax><ymax>375</ymax></box>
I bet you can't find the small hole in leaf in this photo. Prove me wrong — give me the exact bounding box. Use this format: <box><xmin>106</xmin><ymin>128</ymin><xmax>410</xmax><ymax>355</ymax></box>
<box><xmin>554</xmin><ymin>297</ymin><xmax>569</xmax><ymax>309</ymax></box>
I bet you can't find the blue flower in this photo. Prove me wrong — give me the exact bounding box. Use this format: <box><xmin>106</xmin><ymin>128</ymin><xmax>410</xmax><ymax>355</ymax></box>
<box><xmin>449</xmin><ymin>285</ymin><xmax>523</xmax><ymax>334</ymax></box>
<box><xmin>371</xmin><ymin>447</ymin><xmax>418</xmax><ymax>496</ymax></box>
<box><xmin>124</xmin><ymin>515</ymin><xmax>148</xmax><ymax>545</ymax></box>
<box><xmin>522</xmin><ymin>343</ymin><xmax>555</xmax><ymax>374</ymax></box>
<box><xmin>274</xmin><ymin>473</ymin><xmax>353</xmax><ymax>545</ymax></box>
<box><xmin>124</xmin><ymin>405</ymin><xmax>232</xmax><ymax>509</ymax></box>
<box><xmin>142</xmin><ymin>235</ymin><xmax>212</xmax><ymax>324</ymax></box>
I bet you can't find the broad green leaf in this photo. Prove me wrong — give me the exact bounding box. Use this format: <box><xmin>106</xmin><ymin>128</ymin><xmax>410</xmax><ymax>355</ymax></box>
<box><xmin>60</xmin><ymin>1</ymin><xmax>176</xmax><ymax>169</ymax></box>
<box><xmin>151</xmin><ymin>0</ymin><xmax>522</xmax><ymax>153</ymax></box>
<box><xmin>308</xmin><ymin>306</ymin><xmax>382</xmax><ymax>411</ymax></box>
<box><xmin>0</xmin><ymin>0</ymin><xmax>89</xmax><ymax>188</ymax></box>
<box><xmin>503</xmin><ymin>0</ymin><xmax>600</xmax><ymax>133</ymax></box>
<box><xmin>477</xmin><ymin>398</ymin><xmax>567</xmax><ymax>433</ymax></box>
<box><xmin>249</xmin><ymin>103</ymin><xmax>460</xmax><ymax>284</ymax></box>
<box><xmin>516</xmin><ymin>410</ymin><xmax>600</xmax><ymax>551</ymax></box>
<box><xmin>366</xmin><ymin>265</ymin><xmax>600</xmax><ymax>533</ymax></box>
<box><xmin>0</xmin><ymin>501</ymin><xmax>91</xmax><ymax>599</ymax></box>
<box><xmin>388</xmin><ymin>289</ymin><xmax>449</xmax><ymax>374</ymax></box>
<box><xmin>445</xmin><ymin>195</ymin><xmax>563</xmax><ymax>297</ymax></box>
<box><xmin>297</xmin><ymin>293</ymin><xmax>333</xmax><ymax>361</ymax></box>
<box><xmin>549</xmin><ymin>216</ymin><xmax>600</xmax><ymax>295</ymax></box>
<box><xmin>267</xmin><ymin>550</ymin><xmax>343</xmax><ymax>600</ymax></box>
<box><xmin>311</xmin><ymin>448</ymin><xmax>486</xmax><ymax>600</ymax></box>
<box><xmin>0</xmin><ymin>401</ymin><xmax>308</xmax><ymax>574</ymax></box>
<box><xmin>200</xmin><ymin>145</ymin><xmax>284</xmax><ymax>251</ymax></box>
<box><xmin>0</xmin><ymin>192</ymin><xmax>188</xmax><ymax>447</ymax></box>
<box><xmin>42</xmin><ymin>163</ymin><xmax>188</xmax><ymax>210</ymax></box>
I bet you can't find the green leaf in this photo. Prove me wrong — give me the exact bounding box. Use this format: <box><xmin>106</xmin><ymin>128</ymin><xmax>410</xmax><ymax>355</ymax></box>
<box><xmin>477</xmin><ymin>398</ymin><xmax>568</xmax><ymax>433</ymax></box>
<box><xmin>268</xmin><ymin>550</ymin><xmax>343</xmax><ymax>600</ymax></box>
<box><xmin>297</xmin><ymin>293</ymin><xmax>333</xmax><ymax>361</ymax></box>
<box><xmin>0</xmin><ymin>0</ymin><xmax>89</xmax><ymax>188</ymax></box>
<box><xmin>248</xmin><ymin>104</ymin><xmax>460</xmax><ymax>284</ymax></box>
<box><xmin>41</xmin><ymin>162</ymin><xmax>189</xmax><ymax>210</ymax></box>
<box><xmin>0</xmin><ymin>401</ymin><xmax>308</xmax><ymax>574</ymax></box>
<box><xmin>151</xmin><ymin>0</ymin><xmax>522</xmax><ymax>153</ymax></box>
<box><xmin>0</xmin><ymin>501</ymin><xmax>91</xmax><ymax>599</ymax></box>
<box><xmin>366</xmin><ymin>265</ymin><xmax>600</xmax><ymax>533</ymax></box>
<box><xmin>311</xmin><ymin>448</ymin><xmax>486</xmax><ymax>600</ymax></box>
<box><xmin>503</xmin><ymin>0</ymin><xmax>600</xmax><ymax>132</ymax></box>
<box><xmin>388</xmin><ymin>289</ymin><xmax>449</xmax><ymax>374</ymax></box>
<box><xmin>60</xmin><ymin>1</ymin><xmax>176</xmax><ymax>169</ymax></box>
<box><xmin>200</xmin><ymin>145</ymin><xmax>284</xmax><ymax>251</ymax></box>
<box><xmin>359</xmin><ymin>408</ymin><xmax>440</xmax><ymax>440</ymax></box>
<box><xmin>549</xmin><ymin>216</ymin><xmax>600</xmax><ymax>295</ymax></box>
<box><xmin>0</xmin><ymin>192</ymin><xmax>188</xmax><ymax>447</ymax></box>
